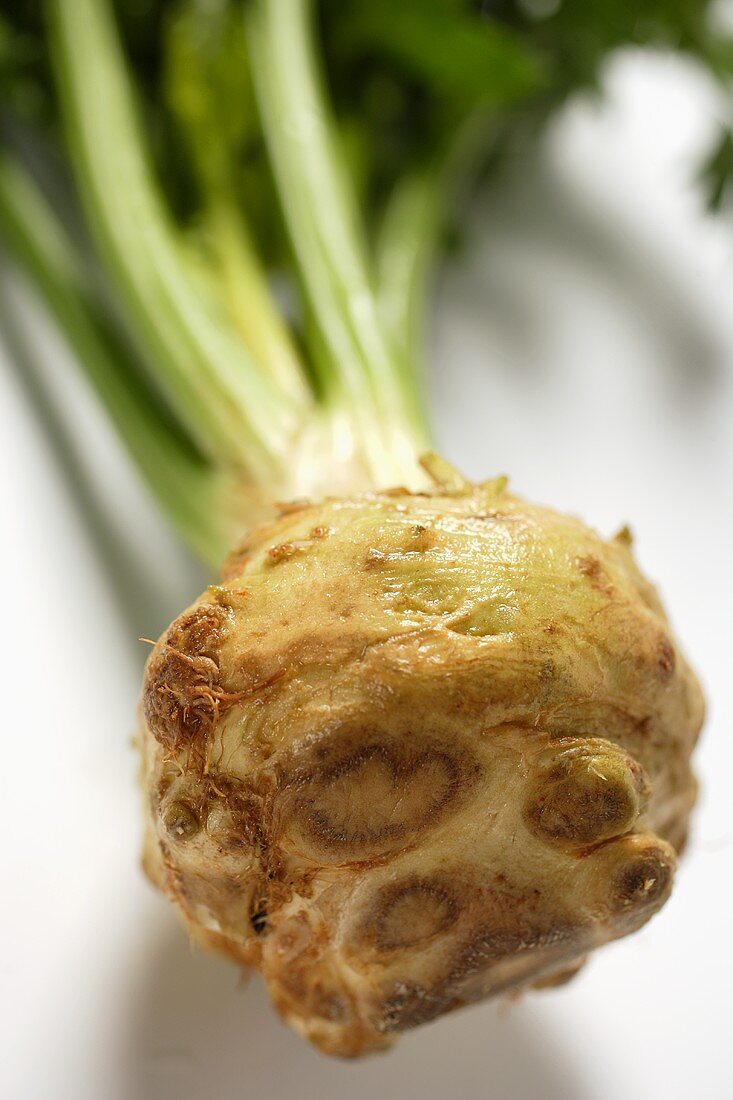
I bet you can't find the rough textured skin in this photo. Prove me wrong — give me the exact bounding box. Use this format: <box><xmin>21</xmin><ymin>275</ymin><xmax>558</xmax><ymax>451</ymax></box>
<box><xmin>139</xmin><ymin>472</ymin><xmax>703</xmax><ymax>1056</ymax></box>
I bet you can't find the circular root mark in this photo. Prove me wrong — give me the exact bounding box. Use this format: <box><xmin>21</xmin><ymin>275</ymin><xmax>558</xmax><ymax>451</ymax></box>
<box><xmin>356</xmin><ymin>879</ymin><xmax>459</xmax><ymax>952</ymax></box>
<box><xmin>277</xmin><ymin>737</ymin><xmax>479</xmax><ymax>862</ymax></box>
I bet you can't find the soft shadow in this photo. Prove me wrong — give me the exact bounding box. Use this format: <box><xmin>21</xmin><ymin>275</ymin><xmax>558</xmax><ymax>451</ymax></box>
<box><xmin>456</xmin><ymin>140</ymin><xmax>726</xmax><ymax>398</ymax></box>
<box><xmin>124</xmin><ymin>921</ymin><xmax>587</xmax><ymax>1100</ymax></box>
<box><xmin>0</xmin><ymin>274</ymin><xmax>206</xmax><ymax>654</ymax></box>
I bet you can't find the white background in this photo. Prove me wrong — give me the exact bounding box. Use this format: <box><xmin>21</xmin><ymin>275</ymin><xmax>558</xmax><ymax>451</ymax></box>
<box><xmin>1</xmin><ymin>51</ymin><xmax>732</xmax><ymax>1100</ymax></box>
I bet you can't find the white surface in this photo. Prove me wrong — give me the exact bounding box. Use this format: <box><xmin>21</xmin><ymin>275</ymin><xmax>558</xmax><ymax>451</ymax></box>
<box><xmin>2</xmin><ymin>52</ymin><xmax>732</xmax><ymax>1100</ymax></box>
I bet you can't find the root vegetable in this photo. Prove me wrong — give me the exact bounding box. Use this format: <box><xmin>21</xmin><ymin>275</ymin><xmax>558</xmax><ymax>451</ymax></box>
<box><xmin>140</xmin><ymin>463</ymin><xmax>703</xmax><ymax>1055</ymax></box>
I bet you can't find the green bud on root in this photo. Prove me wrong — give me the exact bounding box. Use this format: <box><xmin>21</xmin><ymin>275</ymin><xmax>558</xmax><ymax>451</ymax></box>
<box><xmin>523</xmin><ymin>740</ymin><xmax>651</xmax><ymax>849</ymax></box>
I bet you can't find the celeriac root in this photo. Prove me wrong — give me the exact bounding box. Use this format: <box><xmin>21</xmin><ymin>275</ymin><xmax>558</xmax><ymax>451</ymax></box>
<box><xmin>140</xmin><ymin>467</ymin><xmax>703</xmax><ymax>1056</ymax></box>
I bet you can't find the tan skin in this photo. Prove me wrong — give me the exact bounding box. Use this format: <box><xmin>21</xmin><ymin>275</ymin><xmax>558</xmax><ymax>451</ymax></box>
<box><xmin>140</xmin><ymin>468</ymin><xmax>703</xmax><ymax>1056</ymax></box>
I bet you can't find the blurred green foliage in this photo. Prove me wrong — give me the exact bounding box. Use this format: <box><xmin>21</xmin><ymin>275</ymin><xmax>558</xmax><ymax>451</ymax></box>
<box><xmin>2</xmin><ymin>0</ymin><xmax>728</xmax><ymax>252</ymax></box>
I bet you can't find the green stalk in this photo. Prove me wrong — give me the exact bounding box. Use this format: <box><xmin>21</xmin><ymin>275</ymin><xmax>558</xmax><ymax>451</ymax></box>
<box><xmin>247</xmin><ymin>0</ymin><xmax>428</xmax><ymax>484</ymax></box>
<box><xmin>374</xmin><ymin>105</ymin><xmax>505</xmax><ymax>370</ymax></box>
<box><xmin>205</xmin><ymin>194</ymin><xmax>308</xmax><ymax>401</ymax></box>
<box><xmin>47</xmin><ymin>0</ymin><xmax>299</xmax><ymax>476</ymax></box>
<box><xmin>159</xmin><ymin>0</ymin><xmax>309</xmax><ymax>406</ymax></box>
<box><xmin>0</xmin><ymin>155</ymin><xmax>230</xmax><ymax>565</ymax></box>
<box><xmin>375</xmin><ymin>170</ymin><xmax>440</xmax><ymax>397</ymax></box>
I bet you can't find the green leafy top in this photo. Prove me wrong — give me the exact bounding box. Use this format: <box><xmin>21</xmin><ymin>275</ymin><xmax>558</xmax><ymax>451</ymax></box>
<box><xmin>0</xmin><ymin>0</ymin><xmax>728</xmax><ymax>564</ymax></box>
